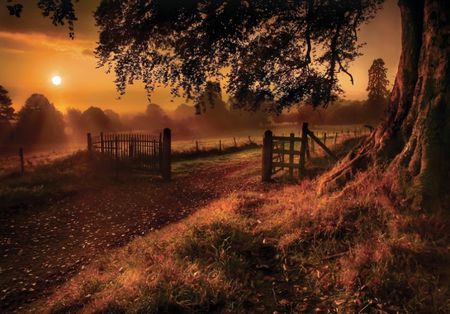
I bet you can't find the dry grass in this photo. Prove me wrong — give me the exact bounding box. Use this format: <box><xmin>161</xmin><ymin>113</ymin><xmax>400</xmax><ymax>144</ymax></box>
<box><xmin>26</xmin><ymin>154</ymin><xmax>449</xmax><ymax>313</ymax></box>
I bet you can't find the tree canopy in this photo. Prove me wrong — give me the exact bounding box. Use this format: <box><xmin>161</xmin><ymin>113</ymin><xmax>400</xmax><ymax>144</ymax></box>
<box><xmin>7</xmin><ymin>0</ymin><xmax>383</xmax><ymax>112</ymax></box>
<box><xmin>367</xmin><ymin>58</ymin><xmax>389</xmax><ymax>101</ymax></box>
<box><xmin>0</xmin><ymin>85</ymin><xmax>15</xmax><ymax>122</ymax></box>
<box><xmin>15</xmin><ymin>94</ymin><xmax>65</xmax><ymax>144</ymax></box>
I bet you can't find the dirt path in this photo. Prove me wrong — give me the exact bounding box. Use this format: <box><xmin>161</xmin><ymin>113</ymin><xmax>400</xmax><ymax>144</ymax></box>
<box><xmin>0</xmin><ymin>151</ymin><xmax>261</xmax><ymax>313</ymax></box>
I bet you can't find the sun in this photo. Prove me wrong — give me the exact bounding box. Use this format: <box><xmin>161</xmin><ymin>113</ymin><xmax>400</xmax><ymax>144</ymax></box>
<box><xmin>51</xmin><ymin>75</ymin><xmax>62</xmax><ymax>86</ymax></box>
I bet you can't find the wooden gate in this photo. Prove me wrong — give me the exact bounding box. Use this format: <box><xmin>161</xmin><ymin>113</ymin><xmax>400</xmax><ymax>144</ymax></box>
<box><xmin>262</xmin><ymin>123</ymin><xmax>337</xmax><ymax>181</ymax></box>
<box><xmin>87</xmin><ymin>128</ymin><xmax>171</xmax><ymax>180</ymax></box>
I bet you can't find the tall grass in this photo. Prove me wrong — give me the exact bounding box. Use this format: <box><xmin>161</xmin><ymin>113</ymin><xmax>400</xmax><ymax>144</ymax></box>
<box><xmin>13</xmin><ymin>136</ymin><xmax>448</xmax><ymax>313</ymax></box>
<box><xmin>27</xmin><ymin>166</ymin><xmax>449</xmax><ymax>313</ymax></box>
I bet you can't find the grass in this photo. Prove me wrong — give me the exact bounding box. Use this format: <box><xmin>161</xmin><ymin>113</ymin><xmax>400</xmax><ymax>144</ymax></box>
<box><xmin>6</xmin><ymin>136</ymin><xmax>448</xmax><ymax>313</ymax></box>
<box><xmin>0</xmin><ymin>152</ymin><xmax>94</xmax><ymax>212</ymax></box>
<box><xmin>27</xmin><ymin>161</ymin><xmax>449</xmax><ymax>313</ymax></box>
<box><xmin>0</xmin><ymin>144</ymin><xmax>261</xmax><ymax>213</ymax></box>
<box><xmin>172</xmin><ymin>142</ymin><xmax>260</xmax><ymax>162</ymax></box>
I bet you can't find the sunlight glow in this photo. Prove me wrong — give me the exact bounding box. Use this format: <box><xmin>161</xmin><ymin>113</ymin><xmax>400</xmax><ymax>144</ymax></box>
<box><xmin>52</xmin><ymin>75</ymin><xmax>62</xmax><ymax>86</ymax></box>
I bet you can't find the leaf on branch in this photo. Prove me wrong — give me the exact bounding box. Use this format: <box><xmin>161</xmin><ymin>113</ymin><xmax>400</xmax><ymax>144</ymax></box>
<box><xmin>7</xmin><ymin>4</ymin><xmax>23</xmax><ymax>17</ymax></box>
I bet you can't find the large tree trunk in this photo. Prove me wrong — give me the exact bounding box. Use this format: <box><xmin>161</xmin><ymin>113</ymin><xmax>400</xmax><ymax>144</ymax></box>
<box><xmin>320</xmin><ymin>0</ymin><xmax>449</xmax><ymax>210</ymax></box>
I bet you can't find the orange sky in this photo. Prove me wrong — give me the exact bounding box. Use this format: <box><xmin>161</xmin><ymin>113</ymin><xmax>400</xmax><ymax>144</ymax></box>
<box><xmin>0</xmin><ymin>0</ymin><xmax>401</xmax><ymax>114</ymax></box>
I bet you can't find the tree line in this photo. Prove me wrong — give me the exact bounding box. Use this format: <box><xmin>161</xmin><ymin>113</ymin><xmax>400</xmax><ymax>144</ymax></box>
<box><xmin>0</xmin><ymin>84</ymin><xmax>272</xmax><ymax>148</ymax></box>
<box><xmin>0</xmin><ymin>58</ymin><xmax>390</xmax><ymax>148</ymax></box>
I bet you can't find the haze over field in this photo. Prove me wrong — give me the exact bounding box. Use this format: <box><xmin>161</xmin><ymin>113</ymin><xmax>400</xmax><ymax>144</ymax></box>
<box><xmin>0</xmin><ymin>1</ymin><xmax>447</xmax><ymax>313</ymax></box>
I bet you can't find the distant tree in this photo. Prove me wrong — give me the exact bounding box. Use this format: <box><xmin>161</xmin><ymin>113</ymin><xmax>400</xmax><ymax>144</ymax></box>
<box><xmin>367</xmin><ymin>58</ymin><xmax>389</xmax><ymax>101</ymax></box>
<box><xmin>365</xmin><ymin>58</ymin><xmax>389</xmax><ymax>123</ymax></box>
<box><xmin>145</xmin><ymin>103</ymin><xmax>171</xmax><ymax>129</ymax></box>
<box><xmin>0</xmin><ymin>85</ymin><xmax>15</xmax><ymax>123</ymax></box>
<box><xmin>129</xmin><ymin>103</ymin><xmax>171</xmax><ymax>132</ymax></box>
<box><xmin>15</xmin><ymin>94</ymin><xmax>65</xmax><ymax>144</ymax></box>
<box><xmin>66</xmin><ymin>108</ymin><xmax>84</xmax><ymax>137</ymax></box>
<box><xmin>8</xmin><ymin>1</ymin><xmax>450</xmax><ymax>207</ymax></box>
<box><xmin>171</xmin><ymin>103</ymin><xmax>195</xmax><ymax>121</ymax></box>
<box><xmin>81</xmin><ymin>107</ymin><xmax>111</xmax><ymax>133</ymax></box>
<box><xmin>194</xmin><ymin>82</ymin><xmax>224</xmax><ymax>115</ymax></box>
<box><xmin>228</xmin><ymin>91</ymin><xmax>272</xmax><ymax>128</ymax></box>
<box><xmin>104</xmin><ymin>109</ymin><xmax>124</xmax><ymax>131</ymax></box>
<box><xmin>195</xmin><ymin>83</ymin><xmax>233</xmax><ymax>130</ymax></box>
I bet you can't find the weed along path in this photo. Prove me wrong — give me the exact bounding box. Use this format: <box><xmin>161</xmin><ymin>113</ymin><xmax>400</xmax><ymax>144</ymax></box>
<box><xmin>0</xmin><ymin>150</ymin><xmax>263</xmax><ymax>313</ymax></box>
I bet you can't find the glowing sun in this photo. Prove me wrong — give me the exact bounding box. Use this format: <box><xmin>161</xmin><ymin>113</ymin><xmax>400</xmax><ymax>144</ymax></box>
<box><xmin>51</xmin><ymin>75</ymin><xmax>62</xmax><ymax>86</ymax></box>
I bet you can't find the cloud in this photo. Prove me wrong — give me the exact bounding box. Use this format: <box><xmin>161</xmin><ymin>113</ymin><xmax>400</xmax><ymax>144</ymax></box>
<box><xmin>0</xmin><ymin>47</ymin><xmax>25</xmax><ymax>54</ymax></box>
<box><xmin>82</xmin><ymin>48</ymin><xmax>95</xmax><ymax>57</ymax></box>
<box><xmin>0</xmin><ymin>31</ymin><xmax>95</xmax><ymax>59</ymax></box>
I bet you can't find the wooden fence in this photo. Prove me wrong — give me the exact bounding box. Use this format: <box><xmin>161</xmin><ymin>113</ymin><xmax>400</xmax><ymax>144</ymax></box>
<box><xmin>262</xmin><ymin>122</ymin><xmax>341</xmax><ymax>181</ymax></box>
<box><xmin>87</xmin><ymin>128</ymin><xmax>171</xmax><ymax>180</ymax></box>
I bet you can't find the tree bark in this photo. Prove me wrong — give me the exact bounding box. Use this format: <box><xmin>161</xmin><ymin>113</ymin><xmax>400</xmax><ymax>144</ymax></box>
<box><xmin>320</xmin><ymin>0</ymin><xmax>449</xmax><ymax>211</ymax></box>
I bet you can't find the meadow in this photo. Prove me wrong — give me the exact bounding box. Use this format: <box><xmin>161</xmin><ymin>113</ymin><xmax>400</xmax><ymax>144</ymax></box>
<box><xmin>0</xmin><ymin>124</ymin><xmax>368</xmax><ymax>176</ymax></box>
<box><xmin>1</xmin><ymin>135</ymin><xmax>444</xmax><ymax>314</ymax></box>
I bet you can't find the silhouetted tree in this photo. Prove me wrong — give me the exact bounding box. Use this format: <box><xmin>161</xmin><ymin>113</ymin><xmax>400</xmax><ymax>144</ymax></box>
<box><xmin>228</xmin><ymin>91</ymin><xmax>272</xmax><ymax>128</ymax></box>
<box><xmin>367</xmin><ymin>58</ymin><xmax>389</xmax><ymax>101</ymax></box>
<box><xmin>129</xmin><ymin>103</ymin><xmax>171</xmax><ymax>132</ymax></box>
<box><xmin>15</xmin><ymin>94</ymin><xmax>65</xmax><ymax>144</ymax></box>
<box><xmin>0</xmin><ymin>85</ymin><xmax>15</xmax><ymax>145</ymax></box>
<box><xmin>0</xmin><ymin>85</ymin><xmax>14</xmax><ymax>123</ymax></box>
<box><xmin>66</xmin><ymin>108</ymin><xmax>84</xmax><ymax>137</ymax></box>
<box><xmin>10</xmin><ymin>1</ymin><xmax>450</xmax><ymax>208</ymax></box>
<box><xmin>364</xmin><ymin>58</ymin><xmax>389</xmax><ymax>123</ymax></box>
<box><xmin>172</xmin><ymin>103</ymin><xmax>195</xmax><ymax>121</ymax></box>
<box><xmin>81</xmin><ymin>106</ymin><xmax>111</xmax><ymax>133</ymax></box>
<box><xmin>104</xmin><ymin>109</ymin><xmax>124</xmax><ymax>131</ymax></box>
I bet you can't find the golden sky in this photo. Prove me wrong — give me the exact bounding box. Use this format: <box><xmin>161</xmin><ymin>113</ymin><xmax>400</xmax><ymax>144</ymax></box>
<box><xmin>0</xmin><ymin>0</ymin><xmax>401</xmax><ymax>114</ymax></box>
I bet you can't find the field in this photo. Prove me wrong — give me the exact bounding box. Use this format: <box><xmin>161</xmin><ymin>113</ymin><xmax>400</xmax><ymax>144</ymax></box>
<box><xmin>1</xmin><ymin>133</ymin><xmax>447</xmax><ymax>313</ymax></box>
<box><xmin>0</xmin><ymin>124</ymin><xmax>368</xmax><ymax>176</ymax></box>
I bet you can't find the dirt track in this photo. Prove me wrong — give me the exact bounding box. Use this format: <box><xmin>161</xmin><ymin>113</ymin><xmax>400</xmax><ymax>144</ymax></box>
<box><xmin>0</xmin><ymin>151</ymin><xmax>261</xmax><ymax>313</ymax></box>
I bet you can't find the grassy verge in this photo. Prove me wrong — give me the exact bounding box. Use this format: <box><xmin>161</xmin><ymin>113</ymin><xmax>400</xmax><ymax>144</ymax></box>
<box><xmin>30</xmin><ymin>164</ymin><xmax>449</xmax><ymax>313</ymax></box>
<box><xmin>0</xmin><ymin>144</ymin><xmax>261</xmax><ymax>213</ymax></box>
<box><xmin>172</xmin><ymin>142</ymin><xmax>260</xmax><ymax>161</ymax></box>
<box><xmin>0</xmin><ymin>152</ymin><xmax>95</xmax><ymax>212</ymax></box>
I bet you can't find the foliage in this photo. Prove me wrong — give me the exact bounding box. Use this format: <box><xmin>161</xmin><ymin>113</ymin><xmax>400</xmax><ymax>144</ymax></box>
<box><xmin>0</xmin><ymin>85</ymin><xmax>15</xmax><ymax>122</ymax></box>
<box><xmin>7</xmin><ymin>0</ymin><xmax>384</xmax><ymax>113</ymax></box>
<box><xmin>81</xmin><ymin>106</ymin><xmax>111</xmax><ymax>133</ymax></box>
<box><xmin>14</xmin><ymin>94</ymin><xmax>65</xmax><ymax>144</ymax></box>
<box><xmin>92</xmin><ymin>0</ymin><xmax>383</xmax><ymax>111</ymax></box>
<box><xmin>5</xmin><ymin>0</ymin><xmax>79</xmax><ymax>38</ymax></box>
<box><xmin>367</xmin><ymin>58</ymin><xmax>389</xmax><ymax>101</ymax></box>
<box><xmin>364</xmin><ymin>58</ymin><xmax>389</xmax><ymax>123</ymax></box>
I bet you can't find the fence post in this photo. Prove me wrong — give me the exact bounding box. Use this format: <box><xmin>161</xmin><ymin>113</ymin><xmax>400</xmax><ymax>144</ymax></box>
<box><xmin>161</xmin><ymin>128</ymin><xmax>171</xmax><ymax>181</ymax></box>
<box><xmin>288</xmin><ymin>133</ymin><xmax>295</xmax><ymax>180</ymax></box>
<box><xmin>306</xmin><ymin>137</ymin><xmax>311</xmax><ymax>161</ymax></box>
<box><xmin>233</xmin><ymin>137</ymin><xmax>237</xmax><ymax>147</ymax></box>
<box><xmin>262</xmin><ymin>130</ymin><xmax>273</xmax><ymax>182</ymax></box>
<box><xmin>323</xmin><ymin>132</ymin><xmax>327</xmax><ymax>146</ymax></box>
<box><xmin>114</xmin><ymin>136</ymin><xmax>119</xmax><ymax>177</ymax></box>
<box><xmin>299</xmin><ymin>122</ymin><xmax>308</xmax><ymax>177</ymax></box>
<box><xmin>87</xmin><ymin>133</ymin><xmax>92</xmax><ymax>152</ymax></box>
<box><xmin>100</xmin><ymin>132</ymin><xmax>104</xmax><ymax>153</ymax></box>
<box><xmin>334</xmin><ymin>132</ymin><xmax>338</xmax><ymax>145</ymax></box>
<box><xmin>219</xmin><ymin>140</ymin><xmax>222</xmax><ymax>152</ymax></box>
<box><xmin>195</xmin><ymin>140</ymin><xmax>199</xmax><ymax>153</ymax></box>
<box><xmin>19</xmin><ymin>147</ymin><xmax>24</xmax><ymax>175</ymax></box>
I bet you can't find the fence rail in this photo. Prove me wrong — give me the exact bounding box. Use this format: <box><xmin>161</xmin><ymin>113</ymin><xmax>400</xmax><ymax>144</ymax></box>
<box><xmin>262</xmin><ymin>123</ymin><xmax>367</xmax><ymax>181</ymax></box>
